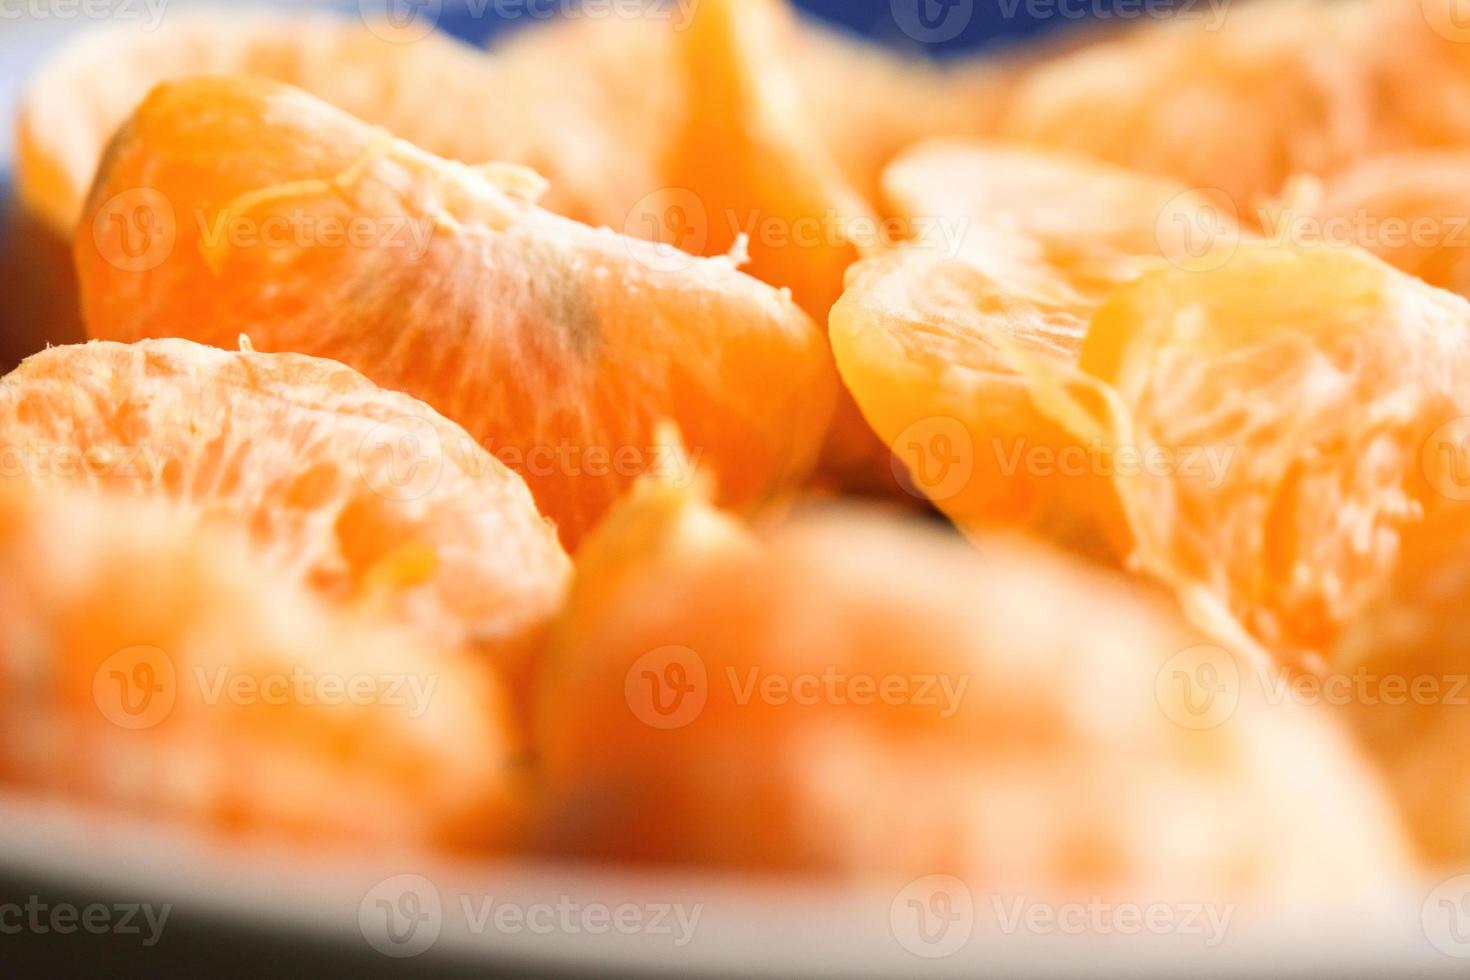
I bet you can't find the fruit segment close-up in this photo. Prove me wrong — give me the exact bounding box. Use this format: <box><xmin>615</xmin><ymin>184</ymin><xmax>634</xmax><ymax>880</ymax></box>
<box><xmin>75</xmin><ymin>75</ymin><xmax>837</xmax><ymax>551</ymax></box>
<box><xmin>832</xmin><ymin>142</ymin><xmax>1243</xmax><ymax>557</ymax></box>
<box><xmin>7</xmin><ymin>0</ymin><xmax>1470</xmax><ymax>973</ymax></box>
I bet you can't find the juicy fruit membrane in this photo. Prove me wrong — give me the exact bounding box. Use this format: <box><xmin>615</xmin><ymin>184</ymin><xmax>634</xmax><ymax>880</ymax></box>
<box><xmin>8</xmin><ymin>11</ymin><xmax>512</xmax><ymax>369</ymax></box>
<box><xmin>536</xmin><ymin>479</ymin><xmax>1412</xmax><ymax>899</ymax></box>
<box><xmin>0</xmin><ymin>339</ymin><xmax>569</xmax><ymax>695</ymax></box>
<box><xmin>0</xmin><ymin>486</ymin><xmax>518</xmax><ymax>847</ymax></box>
<box><xmin>76</xmin><ymin>76</ymin><xmax>836</xmax><ymax>550</ymax></box>
<box><xmin>831</xmin><ymin>143</ymin><xmax>1241</xmax><ymax>555</ymax></box>
<box><xmin>16</xmin><ymin>11</ymin><xmax>514</xmax><ymax>240</ymax></box>
<box><xmin>1335</xmin><ymin>496</ymin><xmax>1470</xmax><ymax>865</ymax></box>
<box><xmin>1272</xmin><ymin>151</ymin><xmax>1470</xmax><ymax>298</ymax></box>
<box><xmin>1001</xmin><ymin>0</ymin><xmax>1382</xmax><ymax>216</ymax></box>
<box><xmin>17</xmin><ymin>2</ymin><xmax>1001</xmax><ymax>491</ymax></box>
<box><xmin>1072</xmin><ymin>245</ymin><xmax>1470</xmax><ymax>666</ymax></box>
<box><xmin>646</xmin><ymin>0</ymin><xmax>891</xmax><ymax>488</ymax></box>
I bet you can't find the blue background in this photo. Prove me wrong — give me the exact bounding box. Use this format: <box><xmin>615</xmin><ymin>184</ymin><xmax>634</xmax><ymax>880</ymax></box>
<box><xmin>433</xmin><ymin>0</ymin><xmax>1108</xmax><ymax>54</ymax></box>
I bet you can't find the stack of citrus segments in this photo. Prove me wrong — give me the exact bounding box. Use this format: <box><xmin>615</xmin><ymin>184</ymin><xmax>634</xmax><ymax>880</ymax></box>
<box><xmin>11</xmin><ymin>0</ymin><xmax>1470</xmax><ymax>937</ymax></box>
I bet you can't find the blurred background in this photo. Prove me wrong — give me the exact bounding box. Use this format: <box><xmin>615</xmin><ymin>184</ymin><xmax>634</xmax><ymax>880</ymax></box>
<box><xmin>0</xmin><ymin>0</ymin><xmax>1211</xmax><ymax>164</ymax></box>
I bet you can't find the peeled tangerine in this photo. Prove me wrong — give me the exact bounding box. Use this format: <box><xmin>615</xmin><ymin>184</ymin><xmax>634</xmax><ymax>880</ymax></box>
<box><xmin>1335</xmin><ymin>495</ymin><xmax>1470</xmax><ymax>864</ymax></box>
<box><xmin>1272</xmin><ymin>151</ymin><xmax>1470</xmax><ymax>298</ymax></box>
<box><xmin>0</xmin><ymin>484</ymin><xmax>517</xmax><ymax>848</ymax></box>
<box><xmin>76</xmin><ymin>77</ymin><xmax>835</xmax><ymax>550</ymax></box>
<box><xmin>7</xmin><ymin>10</ymin><xmax>510</xmax><ymax>367</ymax></box>
<box><xmin>1001</xmin><ymin>0</ymin><xmax>1384</xmax><ymax>217</ymax></box>
<box><xmin>0</xmin><ymin>339</ymin><xmax>569</xmax><ymax>701</ymax></box>
<box><xmin>830</xmin><ymin>142</ymin><xmax>1241</xmax><ymax>557</ymax></box>
<box><xmin>1069</xmin><ymin>245</ymin><xmax>1470</xmax><ymax>668</ymax></box>
<box><xmin>534</xmin><ymin>478</ymin><xmax>1411</xmax><ymax>904</ymax></box>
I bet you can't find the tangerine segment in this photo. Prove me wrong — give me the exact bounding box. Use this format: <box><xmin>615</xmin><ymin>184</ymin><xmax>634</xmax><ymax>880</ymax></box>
<box><xmin>1334</xmin><ymin>496</ymin><xmax>1470</xmax><ymax>864</ymax></box>
<box><xmin>653</xmin><ymin>0</ymin><xmax>889</xmax><ymax>489</ymax></box>
<box><xmin>0</xmin><ymin>339</ymin><xmax>569</xmax><ymax>692</ymax></box>
<box><xmin>17</xmin><ymin>11</ymin><xmax>512</xmax><ymax>241</ymax></box>
<box><xmin>1075</xmin><ymin>245</ymin><xmax>1470</xmax><ymax>666</ymax></box>
<box><xmin>536</xmin><ymin>480</ymin><xmax>1412</xmax><ymax>899</ymax></box>
<box><xmin>0</xmin><ymin>486</ymin><xmax>517</xmax><ymax>848</ymax></box>
<box><xmin>75</xmin><ymin>76</ymin><xmax>836</xmax><ymax>550</ymax></box>
<box><xmin>830</xmin><ymin>144</ymin><xmax>1239</xmax><ymax>555</ymax></box>
<box><xmin>1001</xmin><ymin>0</ymin><xmax>1382</xmax><ymax>215</ymax></box>
<box><xmin>1273</xmin><ymin>151</ymin><xmax>1470</xmax><ymax>298</ymax></box>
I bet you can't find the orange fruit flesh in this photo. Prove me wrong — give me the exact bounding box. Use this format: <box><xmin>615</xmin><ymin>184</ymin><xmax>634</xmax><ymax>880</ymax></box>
<box><xmin>75</xmin><ymin>76</ymin><xmax>836</xmax><ymax>551</ymax></box>
<box><xmin>1334</xmin><ymin>494</ymin><xmax>1470</xmax><ymax>864</ymax></box>
<box><xmin>16</xmin><ymin>11</ymin><xmax>512</xmax><ymax>241</ymax></box>
<box><xmin>536</xmin><ymin>478</ymin><xmax>1412</xmax><ymax>901</ymax></box>
<box><xmin>1000</xmin><ymin>0</ymin><xmax>1385</xmax><ymax>217</ymax></box>
<box><xmin>831</xmin><ymin>143</ymin><xmax>1241</xmax><ymax>556</ymax></box>
<box><xmin>1273</xmin><ymin>151</ymin><xmax>1470</xmax><ymax>298</ymax></box>
<box><xmin>0</xmin><ymin>339</ymin><xmax>570</xmax><ymax>697</ymax></box>
<box><xmin>1072</xmin><ymin>245</ymin><xmax>1470</xmax><ymax>666</ymax></box>
<box><xmin>0</xmin><ymin>484</ymin><xmax>519</xmax><ymax>849</ymax></box>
